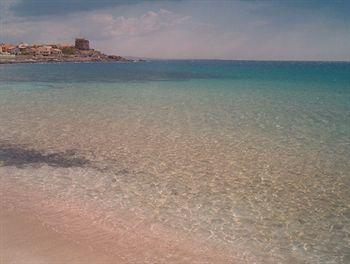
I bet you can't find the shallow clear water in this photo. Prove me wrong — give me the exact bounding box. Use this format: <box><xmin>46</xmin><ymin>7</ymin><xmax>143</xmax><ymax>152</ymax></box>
<box><xmin>0</xmin><ymin>61</ymin><xmax>349</xmax><ymax>263</ymax></box>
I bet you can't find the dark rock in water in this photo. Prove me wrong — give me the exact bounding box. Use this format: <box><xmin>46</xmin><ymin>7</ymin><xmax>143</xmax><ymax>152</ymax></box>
<box><xmin>114</xmin><ymin>169</ymin><xmax>129</xmax><ymax>175</ymax></box>
<box><xmin>298</xmin><ymin>218</ymin><xmax>306</xmax><ymax>224</ymax></box>
<box><xmin>107</xmin><ymin>55</ymin><xmax>128</xmax><ymax>61</ymax></box>
<box><xmin>0</xmin><ymin>142</ymin><xmax>89</xmax><ymax>168</ymax></box>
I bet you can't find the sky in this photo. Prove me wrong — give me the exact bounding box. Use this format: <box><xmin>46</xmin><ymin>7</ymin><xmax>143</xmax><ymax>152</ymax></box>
<box><xmin>1</xmin><ymin>0</ymin><xmax>350</xmax><ymax>60</ymax></box>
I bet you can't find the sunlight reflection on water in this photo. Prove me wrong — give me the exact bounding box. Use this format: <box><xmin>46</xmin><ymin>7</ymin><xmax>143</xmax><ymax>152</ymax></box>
<box><xmin>0</xmin><ymin>61</ymin><xmax>349</xmax><ymax>263</ymax></box>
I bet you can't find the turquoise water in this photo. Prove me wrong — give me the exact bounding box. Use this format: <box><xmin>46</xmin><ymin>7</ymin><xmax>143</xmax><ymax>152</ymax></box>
<box><xmin>0</xmin><ymin>61</ymin><xmax>350</xmax><ymax>263</ymax></box>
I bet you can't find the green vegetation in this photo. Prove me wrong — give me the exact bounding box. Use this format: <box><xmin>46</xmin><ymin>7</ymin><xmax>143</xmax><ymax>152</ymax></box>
<box><xmin>62</xmin><ymin>46</ymin><xmax>75</xmax><ymax>55</ymax></box>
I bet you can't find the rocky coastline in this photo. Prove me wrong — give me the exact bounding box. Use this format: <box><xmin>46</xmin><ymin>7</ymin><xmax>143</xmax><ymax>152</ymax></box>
<box><xmin>0</xmin><ymin>56</ymin><xmax>130</xmax><ymax>64</ymax></box>
<box><xmin>0</xmin><ymin>38</ymin><xmax>137</xmax><ymax>64</ymax></box>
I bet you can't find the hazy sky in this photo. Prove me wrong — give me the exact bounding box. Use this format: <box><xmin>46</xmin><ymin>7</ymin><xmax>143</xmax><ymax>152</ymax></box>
<box><xmin>1</xmin><ymin>0</ymin><xmax>349</xmax><ymax>60</ymax></box>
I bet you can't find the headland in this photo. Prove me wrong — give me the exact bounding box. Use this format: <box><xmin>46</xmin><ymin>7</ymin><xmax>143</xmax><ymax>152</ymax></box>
<box><xmin>0</xmin><ymin>38</ymin><xmax>133</xmax><ymax>64</ymax></box>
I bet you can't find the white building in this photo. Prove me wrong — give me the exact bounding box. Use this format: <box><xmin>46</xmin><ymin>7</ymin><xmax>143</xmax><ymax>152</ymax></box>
<box><xmin>51</xmin><ymin>48</ymin><xmax>62</xmax><ymax>55</ymax></box>
<box><xmin>36</xmin><ymin>46</ymin><xmax>52</xmax><ymax>56</ymax></box>
<box><xmin>18</xmin><ymin>43</ymin><xmax>29</xmax><ymax>50</ymax></box>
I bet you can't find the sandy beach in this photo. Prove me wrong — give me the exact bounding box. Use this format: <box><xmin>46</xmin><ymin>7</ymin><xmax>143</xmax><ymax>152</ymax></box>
<box><xmin>1</xmin><ymin>177</ymin><xmax>238</xmax><ymax>264</ymax></box>
<box><xmin>1</xmin><ymin>0</ymin><xmax>350</xmax><ymax>262</ymax></box>
<box><xmin>1</xmin><ymin>209</ymin><xmax>115</xmax><ymax>264</ymax></box>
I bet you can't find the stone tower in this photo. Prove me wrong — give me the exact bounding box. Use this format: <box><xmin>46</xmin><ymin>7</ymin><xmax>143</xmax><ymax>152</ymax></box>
<box><xmin>75</xmin><ymin>38</ymin><xmax>90</xmax><ymax>50</ymax></box>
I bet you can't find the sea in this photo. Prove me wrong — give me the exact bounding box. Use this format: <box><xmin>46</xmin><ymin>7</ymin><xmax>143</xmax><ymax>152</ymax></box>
<box><xmin>0</xmin><ymin>60</ymin><xmax>349</xmax><ymax>263</ymax></box>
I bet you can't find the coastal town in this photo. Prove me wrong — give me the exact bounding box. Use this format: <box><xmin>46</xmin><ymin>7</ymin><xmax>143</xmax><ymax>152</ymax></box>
<box><xmin>0</xmin><ymin>38</ymin><xmax>130</xmax><ymax>63</ymax></box>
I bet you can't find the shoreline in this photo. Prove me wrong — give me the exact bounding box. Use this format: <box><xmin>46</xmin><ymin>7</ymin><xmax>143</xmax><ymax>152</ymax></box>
<box><xmin>1</xmin><ymin>208</ymin><xmax>116</xmax><ymax>264</ymax></box>
<box><xmin>0</xmin><ymin>58</ymin><xmax>136</xmax><ymax>65</ymax></box>
<box><xmin>1</xmin><ymin>178</ymin><xmax>238</xmax><ymax>263</ymax></box>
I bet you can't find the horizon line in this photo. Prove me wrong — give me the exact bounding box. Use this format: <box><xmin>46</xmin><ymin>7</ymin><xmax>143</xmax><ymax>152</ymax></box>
<box><xmin>140</xmin><ymin>58</ymin><xmax>350</xmax><ymax>63</ymax></box>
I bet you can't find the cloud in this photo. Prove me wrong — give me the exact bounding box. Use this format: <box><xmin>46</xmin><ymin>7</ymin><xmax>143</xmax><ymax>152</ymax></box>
<box><xmin>10</xmin><ymin>0</ymin><xmax>185</xmax><ymax>17</ymax></box>
<box><xmin>10</xmin><ymin>0</ymin><xmax>147</xmax><ymax>17</ymax></box>
<box><xmin>1</xmin><ymin>1</ymin><xmax>349</xmax><ymax>60</ymax></box>
<box><xmin>86</xmin><ymin>9</ymin><xmax>190</xmax><ymax>38</ymax></box>
<box><xmin>0</xmin><ymin>7</ymin><xmax>192</xmax><ymax>47</ymax></box>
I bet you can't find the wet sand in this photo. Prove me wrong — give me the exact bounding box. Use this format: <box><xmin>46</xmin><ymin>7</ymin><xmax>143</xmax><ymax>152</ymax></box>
<box><xmin>1</xmin><ymin>209</ymin><xmax>116</xmax><ymax>264</ymax></box>
<box><xmin>1</xmin><ymin>181</ymin><xmax>238</xmax><ymax>264</ymax></box>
